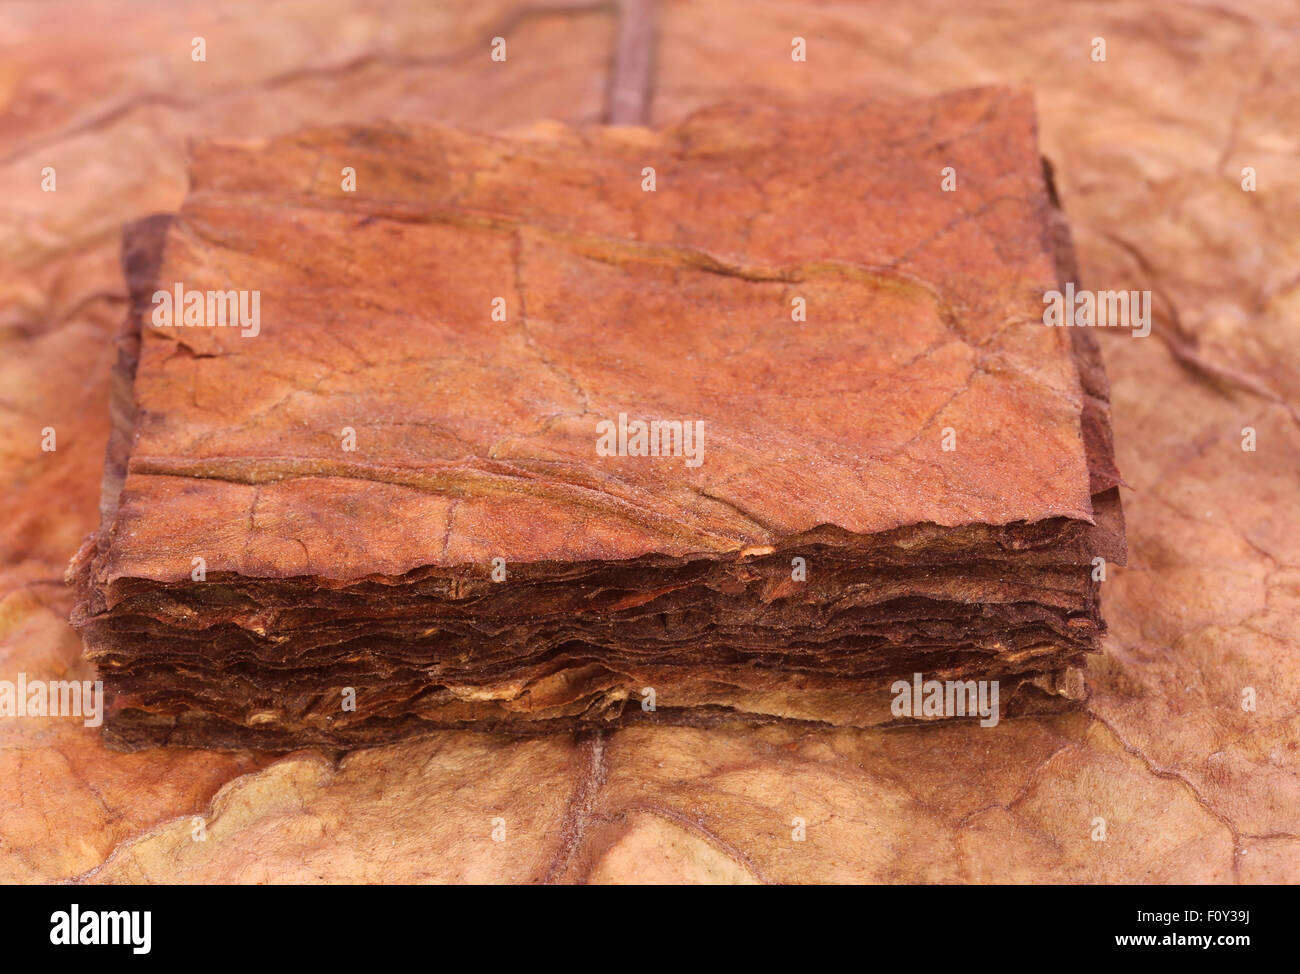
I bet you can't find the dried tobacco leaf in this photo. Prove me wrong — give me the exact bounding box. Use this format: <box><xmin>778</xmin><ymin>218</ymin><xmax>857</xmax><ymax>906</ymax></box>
<box><xmin>71</xmin><ymin>88</ymin><xmax>1123</xmax><ymax>750</ymax></box>
<box><xmin>3</xmin><ymin>0</ymin><xmax>1295</xmax><ymax>887</ymax></box>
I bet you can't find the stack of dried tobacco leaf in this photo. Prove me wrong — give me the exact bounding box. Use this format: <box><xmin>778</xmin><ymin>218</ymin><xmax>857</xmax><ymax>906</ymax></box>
<box><xmin>70</xmin><ymin>87</ymin><xmax>1124</xmax><ymax>750</ymax></box>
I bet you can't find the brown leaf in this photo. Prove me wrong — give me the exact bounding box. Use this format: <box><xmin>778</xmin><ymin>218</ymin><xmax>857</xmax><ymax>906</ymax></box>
<box><xmin>2</xmin><ymin>0</ymin><xmax>1296</xmax><ymax>883</ymax></box>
